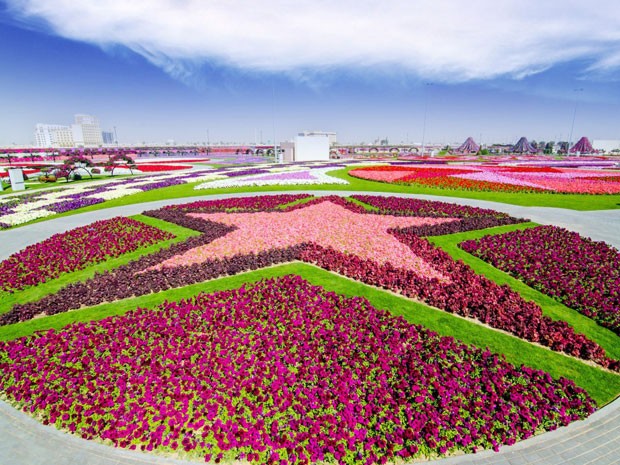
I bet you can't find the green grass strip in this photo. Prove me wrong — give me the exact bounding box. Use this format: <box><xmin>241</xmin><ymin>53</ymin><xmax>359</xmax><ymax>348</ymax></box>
<box><xmin>0</xmin><ymin>263</ymin><xmax>617</xmax><ymax>406</ymax></box>
<box><xmin>427</xmin><ymin>225</ymin><xmax>620</xmax><ymax>361</ymax></box>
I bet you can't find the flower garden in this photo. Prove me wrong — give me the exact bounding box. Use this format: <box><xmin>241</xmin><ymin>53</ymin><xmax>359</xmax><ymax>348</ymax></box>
<box><xmin>0</xmin><ymin>158</ymin><xmax>619</xmax><ymax>464</ymax></box>
<box><xmin>349</xmin><ymin>164</ymin><xmax>620</xmax><ymax>194</ymax></box>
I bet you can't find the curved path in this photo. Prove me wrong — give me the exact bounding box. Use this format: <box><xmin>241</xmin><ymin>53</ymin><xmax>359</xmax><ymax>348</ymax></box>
<box><xmin>0</xmin><ymin>190</ymin><xmax>619</xmax><ymax>464</ymax></box>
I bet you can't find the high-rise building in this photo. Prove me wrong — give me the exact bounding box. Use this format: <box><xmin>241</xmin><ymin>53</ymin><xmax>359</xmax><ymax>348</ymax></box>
<box><xmin>72</xmin><ymin>114</ymin><xmax>103</xmax><ymax>147</ymax></box>
<box><xmin>34</xmin><ymin>124</ymin><xmax>74</xmax><ymax>148</ymax></box>
<box><xmin>102</xmin><ymin>131</ymin><xmax>115</xmax><ymax>145</ymax></box>
<box><xmin>34</xmin><ymin>114</ymin><xmax>106</xmax><ymax>148</ymax></box>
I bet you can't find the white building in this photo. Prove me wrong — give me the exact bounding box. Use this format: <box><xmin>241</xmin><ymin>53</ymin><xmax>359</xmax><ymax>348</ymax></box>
<box><xmin>34</xmin><ymin>114</ymin><xmax>105</xmax><ymax>148</ymax></box>
<box><xmin>72</xmin><ymin>114</ymin><xmax>103</xmax><ymax>147</ymax></box>
<box><xmin>281</xmin><ymin>133</ymin><xmax>330</xmax><ymax>162</ymax></box>
<box><xmin>34</xmin><ymin>124</ymin><xmax>74</xmax><ymax>148</ymax></box>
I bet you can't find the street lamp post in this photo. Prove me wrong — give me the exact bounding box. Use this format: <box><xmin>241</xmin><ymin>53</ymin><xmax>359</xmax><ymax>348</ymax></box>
<box><xmin>421</xmin><ymin>83</ymin><xmax>433</xmax><ymax>156</ymax></box>
<box><xmin>567</xmin><ymin>88</ymin><xmax>584</xmax><ymax>156</ymax></box>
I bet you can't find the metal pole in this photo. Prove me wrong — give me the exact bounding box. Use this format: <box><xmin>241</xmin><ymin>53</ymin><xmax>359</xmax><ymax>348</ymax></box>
<box><xmin>568</xmin><ymin>88</ymin><xmax>583</xmax><ymax>156</ymax></box>
<box><xmin>272</xmin><ymin>81</ymin><xmax>278</xmax><ymax>163</ymax></box>
<box><xmin>421</xmin><ymin>83</ymin><xmax>432</xmax><ymax>156</ymax></box>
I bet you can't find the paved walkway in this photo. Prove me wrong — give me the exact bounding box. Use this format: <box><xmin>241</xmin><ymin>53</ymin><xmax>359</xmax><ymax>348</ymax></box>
<box><xmin>1</xmin><ymin>190</ymin><xmax>619</xmax><ymax>464</ymax></box>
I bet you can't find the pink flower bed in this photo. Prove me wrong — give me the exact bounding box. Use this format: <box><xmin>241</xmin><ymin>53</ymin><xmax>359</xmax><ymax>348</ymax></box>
<box><xmin>153</xmin><ymin>201</ymin><xmax>457</xmax><ymax>278</ymax></box>
<box><xmin>350</xmin><ymin>165</ymin><xmax>620</xmax><ymax>194</ymax></box>
<box><xmin>0</xmin><ymin>217</ymin><xmax>175</xmax><ymax>293</ymax></box>
<box><xmin>0</xmin><ymin>276</ymin><xmax>595</xmax><ymax>463</ymax></box>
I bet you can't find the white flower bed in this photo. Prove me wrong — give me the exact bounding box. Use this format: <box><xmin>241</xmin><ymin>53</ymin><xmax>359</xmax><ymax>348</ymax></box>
<box><xmin>185</xmin><ymin>173</ymin><xmax>227</xmax><ymax>183</ymax></box>
<box><xmin>194</xmin><ymin>168</ymin><xmax>348</xmax><ymax>190</ymax></box>
<box><xmin>0</xmin><ymin>209</ymin><xmax>56</xmax><ymax>226</ymax></box>
<box><xmin>88</xmin><ymin>187</ymin><xmax>145</xmax><ymax>200</ymax></box>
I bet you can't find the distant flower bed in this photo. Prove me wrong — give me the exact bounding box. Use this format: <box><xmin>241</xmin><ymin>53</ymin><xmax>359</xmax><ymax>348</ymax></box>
<box><xmin>0</xmin><ymin>217</ymin><xmax>175</xmax><ymax>293</ymax></box>
<box><xmin>0</xmin><ymin>275</ymin><xmax>595</xmax><ymax>463</ymax></box>
<box><xmin>134</xmin><ymin>164</ymin><xmax>192</xmax><ymax>172</ymax></box>
<box><xmin>0</xmin><ymin>162</ymin><xmax>352</xmax><ymax>228</ymax></box>
<box><xmin>460</xmin><ymin>226</ymin><xmax>620</xmax><ymax>335</ymax></box>
<box><xmin>349</xmin><ymin>165</ymin><xmax>620</xmax><ymax>194</ymax></box>
<box><xmin>195</xmin><ymin>168</ymin><xmax>348</xmax><ymax>189</ymax></box>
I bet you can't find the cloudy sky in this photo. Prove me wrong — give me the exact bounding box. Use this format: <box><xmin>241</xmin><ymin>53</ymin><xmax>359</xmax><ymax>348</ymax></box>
<box><xmin>1</xmin><ymin>0</ymin><xmax>620</xmax><ymax>146</ymax></box>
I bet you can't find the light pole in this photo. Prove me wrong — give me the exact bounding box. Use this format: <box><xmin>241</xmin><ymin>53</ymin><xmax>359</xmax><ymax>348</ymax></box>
<box><xmin>421</xmin><ymin>83</ymin><xmax>433</xmax><ymax>156</ymax></box>
<box><xmin>272</xmin><ymin>81</ymin><xmax>279</xmax><ymax>163</ymax></box>
<box><xmin>567</xmin><ymin>88</ymin><xmax>584</xmax><ymax>156</ymax></box>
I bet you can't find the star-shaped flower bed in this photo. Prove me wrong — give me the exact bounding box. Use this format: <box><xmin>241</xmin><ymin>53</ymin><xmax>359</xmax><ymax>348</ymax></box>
<box><xmin>2</xmin><ymin>194</ymin><xmax>618</xmax><ymax>371</ymax></box>
<box><xmin>153</xmin><ymin>201</ymin><xmax>456</xmax><ymax>279</ymax></box>
<box><xmin>1</xmin><ymin>193</ymin><xmax>618</xmax><ymax>465</ymax></box>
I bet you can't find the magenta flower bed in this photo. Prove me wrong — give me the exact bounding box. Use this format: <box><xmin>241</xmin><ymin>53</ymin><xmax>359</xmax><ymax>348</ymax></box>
<box><xmin>0</xmin><ymin>276</ymin><xmax>595</xmax><ymax>463</ymax></box>
<box><xmin>350</xmin><ymin>194</ymin><xmax>526</xmax><ymax>236</ymax></box>
<box><xmin>2</xmin><ymin>196</ymin><xmax>618</xmax><ymax>372</ymax></box>
<box><xmin>0</xmin><ymin>217</ymin><xmax>175</xmax><ymax>293</ymax></box>
<box><xmin>460</xmin><ymin>226</ymin><xmax>620</xmax><ymax>335</ymax></box>
<box><xmin>164</xmin><ymin>194</ymin><xmax>313</xmax><ymax>213</ymax></box>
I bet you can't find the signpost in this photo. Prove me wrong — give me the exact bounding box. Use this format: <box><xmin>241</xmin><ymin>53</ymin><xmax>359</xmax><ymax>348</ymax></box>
<box><xmin>8</xmin><ymin>168</ymin><xmax>25</xmax><ymax>191</ymax></box>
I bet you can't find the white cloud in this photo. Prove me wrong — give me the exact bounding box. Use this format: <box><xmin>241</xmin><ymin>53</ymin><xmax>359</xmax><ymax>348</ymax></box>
<box><xmin>7</xmin><ymin>0</ymin><xmax>620</xmax><ymax>82</ymax></box>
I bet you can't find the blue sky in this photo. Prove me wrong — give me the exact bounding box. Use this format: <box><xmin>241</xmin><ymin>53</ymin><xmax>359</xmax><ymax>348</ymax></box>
<box><xmin>2</xmin><ymin>0</ymin><xmax>620</xmax><ymax>147</ymax></box>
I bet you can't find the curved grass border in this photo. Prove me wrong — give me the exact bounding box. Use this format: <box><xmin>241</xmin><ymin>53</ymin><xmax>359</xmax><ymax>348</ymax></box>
<box><xmin>0</xmin><ymin>262</ymin><xmax>617</xmax><ymax>406</ymax></box>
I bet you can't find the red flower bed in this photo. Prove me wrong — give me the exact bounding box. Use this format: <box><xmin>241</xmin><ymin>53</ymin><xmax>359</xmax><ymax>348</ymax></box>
<box><xmin>493</xmin><ymin>166</ymin><xmax>563</xmax><ymax>173</ymax></box>
<box><xmin>0</xmin><ymin>276</ymin><xmax>596</xmax><ymax>463</ymax></box>
<box><xmin>135</xmin><ymin>164</ymin><xmax>191</xmax><ymax>172</ymax></box>
<box><xmin>409</xmin><ymin>176</ymin><xmax>549</xmax><ymax>193</ymax></box>
<box><xmin>0</xmin><ymin>217</ymin><xmax>175</xmax><ymax>293</ymax></box>
<box><xmin>460</xmin><ymin>226</ymin><xmax>620</xmax><ymax>335</ymax></box>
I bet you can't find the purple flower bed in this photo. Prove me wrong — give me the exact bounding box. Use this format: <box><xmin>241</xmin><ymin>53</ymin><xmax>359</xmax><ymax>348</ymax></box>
<box><xmin>0</xmin><ymin>217</ymin><xmax>175</xmax><ymax>293</ymax></box>
<box><xmin>135</xmin><ymin>179</ymin><xmax>185</xmax><ymax>191</ymax></box>
<box><xmin>460</xmin><ymin>226</ymin><xmax>620</xmax><ymax>335</ymax></box>
<box><xmin>0</xmin><ymin>276</ymin><xmax>595</xmax><ymax>463</ymax></box>
<box><xmin>42</xmin><ymin>197</ymin><xmax>105</xmax><ymax>213</ymax></box>
<box><xmin>223</xmin><ymin>168</ymin><xmax>269</xmax><ymax>177</ymax></box>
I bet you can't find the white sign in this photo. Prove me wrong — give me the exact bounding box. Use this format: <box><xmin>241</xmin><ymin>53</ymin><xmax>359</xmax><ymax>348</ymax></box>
<box><xmin>8</xmin><ymin>168</ymin><xmax>25</xmax><ymax>191</ymax></box>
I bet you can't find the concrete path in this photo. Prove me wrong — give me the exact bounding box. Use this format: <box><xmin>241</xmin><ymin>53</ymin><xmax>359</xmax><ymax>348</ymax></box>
<box><xmin>0</xmin><ymin>190</ymin><xmax>619</xmax><ymax>464</ymax></box>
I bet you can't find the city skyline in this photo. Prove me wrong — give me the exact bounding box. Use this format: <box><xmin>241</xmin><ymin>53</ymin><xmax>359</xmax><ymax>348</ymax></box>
<box><xmin>2</xmin><ymin>1</ymin><xmax>620</xmax><ymax>147</ymax></box>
